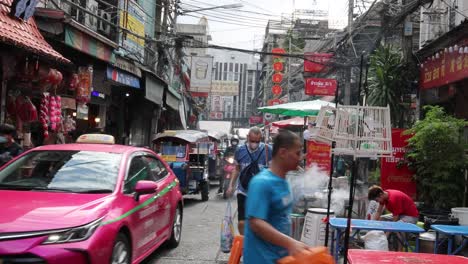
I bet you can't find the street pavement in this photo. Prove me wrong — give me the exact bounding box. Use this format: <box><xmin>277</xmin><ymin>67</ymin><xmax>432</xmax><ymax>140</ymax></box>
<box><xmin>143</xmin><ymin>183</ymin><xmax>236</xmax><ymax>264</ymax></box>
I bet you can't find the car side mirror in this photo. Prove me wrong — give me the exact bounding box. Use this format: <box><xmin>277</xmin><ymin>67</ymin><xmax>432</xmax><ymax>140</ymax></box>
<box><xmin>134</xmin><ymin>180</ymin><xmax>158</xmax><ymax>201</ymax></box>
<box><xmin>169</xmin><ymin>163</ymin><xmax>174</xmax><ymax>169</ymax></box>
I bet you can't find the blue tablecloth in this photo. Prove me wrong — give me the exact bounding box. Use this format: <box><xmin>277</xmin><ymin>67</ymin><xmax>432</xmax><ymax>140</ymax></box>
<box><xmin>329</xmin><ymin>218</ymin><xmax>424</xmax><ymax>262</ymax></box>
<box><xmin>431</xmin><ymin>224</ymin><xmax>468</xmax><ymax>255</ymax></box>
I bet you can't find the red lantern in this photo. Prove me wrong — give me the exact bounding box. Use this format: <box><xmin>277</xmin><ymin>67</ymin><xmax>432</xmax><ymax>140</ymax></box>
<box><xmin>272</xmin><ymin>73</ymin><xmax>283</xmax><ymax>83</ymax></box>
<box><xmin>272</xmin><ymin>48</ymin><xmax>286</xmax><ymax>58</ymax></box>
<box><xmin>273</xmin><ymin>62</ymin><xmax>284</xmax><ymax>72</ymax></box>
<box><xmin>272</xmin><ymin>85</ymin><xmax>282</xmax><ymax>95</ymax></box>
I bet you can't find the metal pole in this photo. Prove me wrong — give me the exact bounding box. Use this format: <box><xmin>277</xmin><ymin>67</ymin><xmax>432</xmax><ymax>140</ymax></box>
<box><xmin>343</xmin><ymin>157</ymin><xmax>358</xmax><ymax>264</ymax></box>
<box><xmin>357</xmin><ymin>53</ymin><xmax>365</xmax><ymax>105</ymax></box>
<box><xmin>324</xmin><ymin>82</ymin><xmax>341</xmax><ymax>246</ymax></box>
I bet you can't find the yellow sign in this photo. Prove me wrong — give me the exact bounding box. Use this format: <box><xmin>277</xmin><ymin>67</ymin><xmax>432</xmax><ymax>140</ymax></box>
<box><xmin>161</xmin><ymin>155</ymin><xmax>177</xmax><ymax>162</ymax></box>
<box><xmin>120</xmin><ymin>10</ymin><xmax>145</xmax><ymax>46</ymax></box>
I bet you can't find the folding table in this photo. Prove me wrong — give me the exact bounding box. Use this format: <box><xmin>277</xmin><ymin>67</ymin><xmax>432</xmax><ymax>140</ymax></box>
<box><xmin>347</xmin><ymin>249</ymin><xmax>468</xmax><ymax>263</ymax></box>
<box><xmin>329</xmin><ymin>218</ymin><xmax>425</xmax><ymax>262</ymax></box>
<box><xmin>432</xmin><ymin>225</ymin><xmax>468</xmax><ymax>255</ymax></box>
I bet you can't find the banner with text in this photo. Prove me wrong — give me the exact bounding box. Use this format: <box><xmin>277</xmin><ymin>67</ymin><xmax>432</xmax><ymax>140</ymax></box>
<box><xmin>190</xmin><ymin>56</ymin><xmax>213</xmax><ymax>93</ymax></box>
<box><xmin>305</xmin><ymin>78</ymin><xmax>337</xmax><ymax>96</ymax></box>
<box><xmin>381</xmin><ymin>128</ymin><xmax>416</xmax><ymax>199</ymax></box>
<box><xmin>306</xmin><ymin>140</ymin><xmax>331</xmax><ymax>172</ymax></box>
<box><xmin>304</xmin><ymin>53</ymin><xmax>333</xmax><ymax>73</ymax></box>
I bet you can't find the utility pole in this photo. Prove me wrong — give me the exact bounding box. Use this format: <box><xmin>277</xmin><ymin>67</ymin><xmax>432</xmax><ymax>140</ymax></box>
<box><xmin>344</xmin><ymin>0</ymin><xmax>354</xmax><ymax>105</ymax></box>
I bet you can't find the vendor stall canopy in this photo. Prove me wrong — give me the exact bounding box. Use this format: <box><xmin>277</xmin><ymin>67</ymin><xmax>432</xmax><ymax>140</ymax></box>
<box><xmin>0</xmin><ymin>0</ymin><xmax>70</xmax><ymax>64</ymax></box>
<box><xmin>258</xmin><ymin>99</ymin><xmax>334</xmax><ymax>117</ymax></box>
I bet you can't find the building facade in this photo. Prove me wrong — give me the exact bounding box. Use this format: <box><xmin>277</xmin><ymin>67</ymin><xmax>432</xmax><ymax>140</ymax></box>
<box><xmin>208</xmin><ymin>49</ymin><xmax>259</xmax><ymax>128</ymax></box>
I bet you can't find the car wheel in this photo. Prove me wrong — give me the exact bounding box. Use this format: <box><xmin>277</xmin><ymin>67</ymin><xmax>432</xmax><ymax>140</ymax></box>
<box><xmin>166</xmin><ymin>204</ymin><xmax>183</xmax><ymax>248</ymax></box>
<box><xmin>111</xmin><ymin>233</ymin><xmax>131</xmax><ymax>264</ymax></box>
<box><xmin>201</xmin><ymin>181</ymin><xmax>209</xmax><ymax>201</ymax></box>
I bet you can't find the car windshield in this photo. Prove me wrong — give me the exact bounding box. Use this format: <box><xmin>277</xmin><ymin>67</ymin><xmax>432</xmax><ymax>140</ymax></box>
<box><xmin>0</xmin><ymin>150</ymin><xmax>122</xmax><ymax>193</ymax></box>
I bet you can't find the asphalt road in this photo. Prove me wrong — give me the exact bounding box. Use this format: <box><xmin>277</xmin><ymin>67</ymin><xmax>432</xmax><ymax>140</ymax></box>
<box><xmin>143</xmin><ymin>183</ymin><xmax>236</xmax><ymax>264</ymax></box>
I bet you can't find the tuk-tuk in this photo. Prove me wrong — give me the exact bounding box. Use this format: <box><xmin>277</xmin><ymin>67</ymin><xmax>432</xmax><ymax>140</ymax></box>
<box><xmin>205</xmin><ymin>130</ymin><xmax>228</xmax><ymax>180</ymax></box>
<box><xmin>153</xmin><ymin>130</ymin><xmax>211</xmax><ymax>201</ymax></box>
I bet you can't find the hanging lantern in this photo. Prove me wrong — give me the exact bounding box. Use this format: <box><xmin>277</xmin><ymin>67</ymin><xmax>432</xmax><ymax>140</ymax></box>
<box><xmin>272</xmin><ymin>85</ymin><xmax>282</xmax><ymax>95</ymax></box>
<box><xmin>272</xmin><ymin>73</ymin><xmax>283</xmax><ymax>83</ymax></box>
<box><xmin>449</xmin><ymin>46</ymin><xmax>454</xmax><ymax>53</ymax></box>
<box><xmin>273</xmin><ymin>62</ymin><xmax>284</xmax><ymax>72</ymax></box>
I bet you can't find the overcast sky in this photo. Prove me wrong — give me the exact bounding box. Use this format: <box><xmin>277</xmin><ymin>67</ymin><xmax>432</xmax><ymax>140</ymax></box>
<box><xmin>177</xmin><ymin>0</ymin><xmax>348</xmax><ymax>50</ymax></box>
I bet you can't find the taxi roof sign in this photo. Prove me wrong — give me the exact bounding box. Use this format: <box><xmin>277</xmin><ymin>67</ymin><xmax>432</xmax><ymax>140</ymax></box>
<box><xmin>76</xmin><ymin>134</ymin><xmax>115</xmax><ymax>144</ymax></box>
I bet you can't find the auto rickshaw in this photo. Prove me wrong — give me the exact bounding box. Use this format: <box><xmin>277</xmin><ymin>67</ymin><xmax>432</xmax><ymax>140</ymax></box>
<box><xmin>205</xmin><ymin>130</ymin><xmax>228</xmax><ymax>181</ymax></box>
<box><xmin>153</xmin><ymin>130</ymin><xmax>211</xmax><ymax>201</ymax></box>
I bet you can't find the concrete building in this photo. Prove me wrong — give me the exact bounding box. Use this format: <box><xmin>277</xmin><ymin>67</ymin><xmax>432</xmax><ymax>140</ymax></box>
<box><xmin>420</xmin><ymin>0</ymin><xmax>468</xmax><ymax>48</ymax></box>
<box><xmin>208</xmin><ymin>49</ymin><xmax>260</xmax><ymax>128</ymax></box>
<box><xmin>176</xmin><ymin>17</ymin><xmax>211</xmax><ymax>56</ymax></box>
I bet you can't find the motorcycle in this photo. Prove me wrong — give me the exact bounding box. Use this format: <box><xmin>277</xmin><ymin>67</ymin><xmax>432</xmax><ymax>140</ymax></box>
<box><xmin>222</xmin><ymin>155</ymin><xmax>236</xmax><ymax>199</ymax></box>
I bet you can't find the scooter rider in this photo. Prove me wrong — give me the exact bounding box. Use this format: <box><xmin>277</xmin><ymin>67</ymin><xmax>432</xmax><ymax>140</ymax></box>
<box><xmin>218</xmin><ymin>136</ymin><xmax>240</xmax><ymax>194</ymax></box>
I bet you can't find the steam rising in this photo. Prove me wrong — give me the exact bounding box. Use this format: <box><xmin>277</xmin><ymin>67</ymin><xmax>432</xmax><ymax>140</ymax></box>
<box><xmin>288</xmin><ymin>165</ymin><xmax>351</xmax><ymax>216</ymax></box>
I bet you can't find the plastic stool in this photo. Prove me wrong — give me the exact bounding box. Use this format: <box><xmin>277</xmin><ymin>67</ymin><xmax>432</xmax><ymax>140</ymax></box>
<box><xmin>277</xmin><ymin>247</ymin><xmax>335</xmax><ymax>264</ymax></box>
<box><xmin>228</xmin><ymin>235</ymin><xmax>244</xmax><ymax>264</ymax></box>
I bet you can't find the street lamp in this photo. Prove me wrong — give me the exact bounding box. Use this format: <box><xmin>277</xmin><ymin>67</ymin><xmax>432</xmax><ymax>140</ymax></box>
<box><xmin>178</xmin><ymin>3</ymin><xmax>243</xmax><ymax>15</ymax></box>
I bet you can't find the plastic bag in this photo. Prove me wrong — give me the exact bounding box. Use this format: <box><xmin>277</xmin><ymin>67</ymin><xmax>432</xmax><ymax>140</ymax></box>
<box><xmin>366</xmin><ymin>200</ymin><xmax>379</xmax><ymax>220</ymax></box>
<box><xmin>220</xmin><ymin>200</ymin><xmax>235</xmax><ymax>253</ymax></box>
<box><xmin>362</xmin><ymin>230</ymin><xmax>388</xmax><ymax>251</ymax></box>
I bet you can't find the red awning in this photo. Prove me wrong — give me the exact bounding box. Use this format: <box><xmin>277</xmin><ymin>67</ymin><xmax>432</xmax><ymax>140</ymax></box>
<box><xmin>0</xmin><ymin>0</ymin><xmax>70</xmax><ymax>64</ymax></box>
<box><xmin>271</xmin><ymin>117</ymin><xmax>306</xmax><ymax>128</ymax></box>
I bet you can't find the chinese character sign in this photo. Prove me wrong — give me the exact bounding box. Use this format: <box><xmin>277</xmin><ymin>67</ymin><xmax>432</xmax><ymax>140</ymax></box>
<box><xmin>380</xmin><ymin>129</ymin><xmax>416</xmax><ymax>199</ymax></box>
<box><xmin>420</xmin><ymin>44</ymin><xmax>468</xmax><ymax>90</ymax></box>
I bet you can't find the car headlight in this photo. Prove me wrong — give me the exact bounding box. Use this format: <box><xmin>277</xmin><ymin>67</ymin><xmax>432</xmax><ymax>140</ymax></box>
<box><xmin>42</xmin><ymin>217</ymin><xmax>103</xmax><ymax>244</ymax></box>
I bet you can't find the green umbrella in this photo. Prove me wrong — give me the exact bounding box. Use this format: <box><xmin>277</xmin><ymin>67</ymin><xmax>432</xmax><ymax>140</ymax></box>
<box><xmin>258</xmin><ymin>99</ymin><xmax>334</xmax><ymax>117</ymax></box>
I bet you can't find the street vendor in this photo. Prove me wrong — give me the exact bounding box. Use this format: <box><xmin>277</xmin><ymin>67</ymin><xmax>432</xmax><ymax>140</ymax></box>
<box><xmin>368</xmin><ymin>185</ymin><xmax>419</xmax><ymax>223</ymax></box>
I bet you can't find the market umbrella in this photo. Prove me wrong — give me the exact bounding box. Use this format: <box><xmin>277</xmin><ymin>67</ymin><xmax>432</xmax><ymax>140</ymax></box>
<box><xmin>271</xmin><ymin>117</ymin><xmax>306</xmax><ymax>128</ymax></box>
<box><xmin>258</xmin><ymin>99</ymin><xmax>334</xmax><ymax>117</ymax></box>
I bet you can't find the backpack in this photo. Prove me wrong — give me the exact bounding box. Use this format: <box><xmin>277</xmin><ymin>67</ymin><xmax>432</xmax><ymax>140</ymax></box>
<box><xmin>239</xmin><ymin>146</ymin><xmax>264</xmax><ymax>191</ymax></box>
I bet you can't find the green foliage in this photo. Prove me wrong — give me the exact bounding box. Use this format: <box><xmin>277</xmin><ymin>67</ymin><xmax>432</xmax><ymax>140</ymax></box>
<box><xmin>367</xmin><ymin>45</ymin><xmax>415</xmax><ymax>128</ymax></box>
<box><xmin>405</xmin><ymin>106</ymin><xmax>468</xmax><ymax>209</ymax></box>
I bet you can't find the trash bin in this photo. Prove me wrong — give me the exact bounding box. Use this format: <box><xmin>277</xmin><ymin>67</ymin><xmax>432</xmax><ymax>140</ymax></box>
<box><xmin>301</xmin><ymin>208</ymin><xmax>335</xmax><ymax>247</ymax></box>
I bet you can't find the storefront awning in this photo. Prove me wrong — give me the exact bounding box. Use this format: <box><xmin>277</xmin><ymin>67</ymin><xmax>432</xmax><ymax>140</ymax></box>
<box><xmin>144</xmin><ymin>71</ymin><xmax>166</xmax><ymax>105</ymax></box>
<box><xmin>0</xmin><ymin>0</ymin><xmax>70</xmax><ymax>64</ymax></box>
<box><xmin>166</xmin><ymin>86</ymin><xmax>181</xmax><ymax>111</ymax></box>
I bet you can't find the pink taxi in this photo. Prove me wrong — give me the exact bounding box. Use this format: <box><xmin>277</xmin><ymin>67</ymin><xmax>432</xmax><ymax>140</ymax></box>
<box><xmin>0</xmin><ymin>134</ymin><xmax>183</xmax><ymax>264</ymax></box>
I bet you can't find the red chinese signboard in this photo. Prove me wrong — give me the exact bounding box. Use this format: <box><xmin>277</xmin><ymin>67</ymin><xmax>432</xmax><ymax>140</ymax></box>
<box><xmin>305</xmin><ymin>78</ymin><xmax>338</xmax><ymax>96</ymax></box>
<box><xmin>272</xmin><ymin>73</ymin><xmax>283</xmax><ymax>83</ymax></box>
<box><xmin>268</xmin><ymin>99</ymin><xmax>282</xmax><ymax>106</ymax></box>
<box><xmin>272</xmin><ymin>85</ymin><xmax>282</xmax><ymax>95</ymax></box>
<box><xmin>249</xmin><ymin>116</ymin><xmax>263</xmax><ymax>124</ymax></box>
<box><xmin>420</xmin><ymin>44</ymin><xmax>468</xmax><ymax>90</ymax></box>
<box><xmin>306</xmin><ymin>140</ymin><xmax>331</xmax><ymax>171</ymax></box>
<box><xmin>304</xmin><ymin>52</ymin><xmax>333</xmax><ymax>73</ymax></box>
<box><xmin>380</xmin><ymin>128</ymin><xmax>416</xmax><ymax>199</ymax></box>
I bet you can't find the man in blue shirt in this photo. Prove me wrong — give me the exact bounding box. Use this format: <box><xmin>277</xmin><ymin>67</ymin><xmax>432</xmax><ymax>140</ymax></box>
<box><xmin>244</xmin><ymin>129</ymin><xmax>310</xmax><ymax>263</ymax></box>
<box><xmin>226</xmin><ymin>127</ymin><xmax>272</xmax><ymax>235</ymax></box>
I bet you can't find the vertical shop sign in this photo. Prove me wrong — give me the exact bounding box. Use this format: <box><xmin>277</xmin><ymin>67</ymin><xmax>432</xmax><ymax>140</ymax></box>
<box><xmin>380</xmin><ymin>128</ymin><xmax>416</xmax><ymax>199</ymax></box>
<box><xmin>306</xmin><ymin>140</ymin><xmax>331</xmax><ymax>171</ymax></box>
<box><xmin>119</xmin><ymin>0</ymin><xmax>145</xmax><ymax>62</ymax></box>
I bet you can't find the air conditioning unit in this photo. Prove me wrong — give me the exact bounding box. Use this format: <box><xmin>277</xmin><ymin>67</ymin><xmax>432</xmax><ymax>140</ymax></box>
<box><xmin>98</xmin><ymin>9</ymin><xmax>112</xmax><ymax>36</ymax></box>
<box><xmin>85</xmin><ymin>0</ymin><xmax>98</xmax><ymax>31</ymax></box>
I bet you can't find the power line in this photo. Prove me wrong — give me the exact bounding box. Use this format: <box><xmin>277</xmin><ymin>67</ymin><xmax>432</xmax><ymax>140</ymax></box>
<box><xmin>182</xmin><ymin>0</ymin><xmax>281</xmax><ymax>17</ymax></box>
<box><xmin>180</xmin><ymin>2</ymin><xmax>273</xmax><ymax>22</ymax></box>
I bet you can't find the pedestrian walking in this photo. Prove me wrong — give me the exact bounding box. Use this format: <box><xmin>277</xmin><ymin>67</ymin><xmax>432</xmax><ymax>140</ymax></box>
<box><xmin>226</xmin><ymin>127</ymin><xmax>272</xmax><ymax>235</ymax></box>
<box><xmin>243</xmin><ymin>129</ymin><xmax>310</xmax><ymax>263</ymax></box>
<box><xmin>0</xmin><ymin>124</ymin><xmax>23</xmax><ymax>166</ymax></box>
